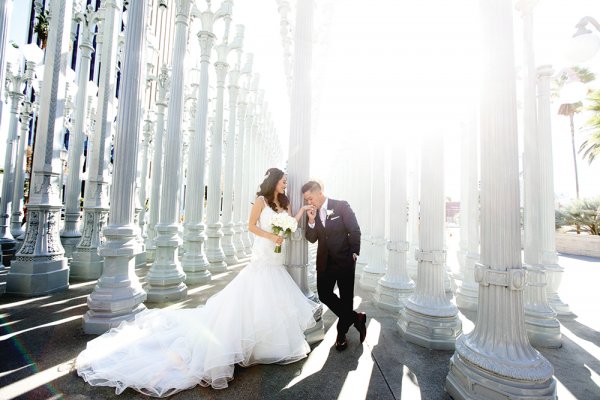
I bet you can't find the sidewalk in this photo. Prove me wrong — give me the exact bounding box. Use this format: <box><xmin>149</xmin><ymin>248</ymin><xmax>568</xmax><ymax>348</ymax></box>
<box><xmin>0</xmin><ymin>253</ymin><xmax>599</xmax><ymax>400</ymax></box>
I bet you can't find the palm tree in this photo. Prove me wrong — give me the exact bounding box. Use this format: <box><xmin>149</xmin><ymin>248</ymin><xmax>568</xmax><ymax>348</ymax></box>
<box><xmin>580</xmin><ymin>89</ymin><xmax>600</xmax><ymax>165</ymax></box>
<box><xmin>554</xmin><ymin>67</ymin><xmax>596</xmax><ymax>199</ymax></box>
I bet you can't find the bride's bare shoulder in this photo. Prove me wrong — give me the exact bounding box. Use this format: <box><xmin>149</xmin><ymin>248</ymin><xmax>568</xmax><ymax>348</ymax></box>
<box><xmin>254</xmin><ymin>196</ymin><xmax>267</xmax><ymax>208</ymax></box>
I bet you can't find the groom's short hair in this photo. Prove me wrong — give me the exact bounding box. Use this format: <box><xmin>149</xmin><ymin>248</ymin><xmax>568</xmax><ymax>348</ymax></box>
<box><xmin>302</xmin><ymin>181</ymin><xmax>322</xmax><ymax>194</ymax></box>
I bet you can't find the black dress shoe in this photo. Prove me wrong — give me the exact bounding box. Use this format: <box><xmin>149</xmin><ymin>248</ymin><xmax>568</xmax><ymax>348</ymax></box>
<box><xmin>335</xmin><ymin>334</ymin><xmax>348</xmax><ymax>351</ymax></box>
<box><xmin>355</xmin><ymin>312</ymin><xmax>367</xmax><ymax>343</ymax></box>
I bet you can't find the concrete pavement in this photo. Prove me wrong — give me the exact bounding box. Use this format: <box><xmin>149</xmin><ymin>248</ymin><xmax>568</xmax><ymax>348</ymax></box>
<box><xmin>0</xmin><ymin>252</ymin><xmax>599</xmax><ymax>399</ymax></box>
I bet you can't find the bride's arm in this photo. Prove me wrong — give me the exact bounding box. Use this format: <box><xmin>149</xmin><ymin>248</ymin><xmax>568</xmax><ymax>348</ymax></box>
<box><xmin>290</xmin><ymin>204</ymin><xmax>313</xmax><ymax>222</ymax></box>
<box><xmin>248</xmin><ymin>197</ymin><xmax>282</xmax><ymax>245</ymax></box>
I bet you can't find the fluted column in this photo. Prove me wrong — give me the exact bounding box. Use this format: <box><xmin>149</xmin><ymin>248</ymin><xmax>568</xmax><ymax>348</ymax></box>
<box><xmin>70</xmin><ymin>0</ymin><xmax>121</xmax><ymax>280</ymax></box>
<box><xmin>92</xmin><ymin>10</ymin><xmax>104</xmax><ymax>86</ymax></box>
<box><xmin>538</xmin><ymin>65</ymin><xmax>570</xmax><ymax>316</ymax></box>
<box><xmin>181</xmin><ymin>2</ymin><xmax>227</xmax><ymax>284</ymax></box>
<box><xmin>145</xmin><ymin>0</ymin><xmax>192</xmax><ymax>302</ymax></box>
<box><xmin>355</xmin><ymin>151</ymin><xmax>371</xmax><ymax>277</ymax></box>
<box><xmin>446</xmin><ymin>0</ymin><xmax>556</xmax><ymax>396</ymax></box>
<box><xmin>83</xmin><ymin>0</ymin><xmax>147</xmax><ymax>334</ymax></box>
<box><xmin>221</xmin><ymin>34</ymin><xmax>244</xmax><ymax>265</ymax></box>
<box><xmin>374</xmin><ymin>140</ymin><xmax>415</xmax><ymax>311</ymax></box>
<box><xmin>6</xmin><ymin>0</ymin><xmax>72</xmax><ymax>296</ymax></box>
<box><xmin>61</xmin><ymin>6</ymin><xmax>97</xmax><ymax>259</ymax></box>
<box><xmin>137</xmin><ymin>113</ymin><xmax>153</xmax><ymax>242</ymax></box>
<box><xmin>0</xmin><ymin>0</ymin><xmax>12</xmax><ymax>133</ymax></box>
<box><xmin>456</xmin><ymin>111</ymin><xmax>480</xmax><ymax>311</ymax></box>
<box><xmin>240</xmin><ymin>74</ymin><xmax>259</xmax><ymax>253</ymax></box>
<box><xmin>10</xmin><ymin>100</ymin><xmax>33</xmax><ymax>240</ymax></box>
<box><xmin>231</xmin><ymin>55</ymin><xmax>252</xmax><ymax>259</ymax></box>
<box><xmin>398</xmin><ymin>130</ymin><xmax>461</xmax><ymax>350</ymax></box>
<box><xmin>205</xmin><ymin>15</ymin><xmax>237</xmax><ymax>272</ymax></box>
<box><xmin>406</xmin><ymin>155</ymin><xmax>419</xmax><ymax>280</ymax></box>
<box><xmin>0</xmin><ymin>62</ymin><xmax>26</xmax><ymax>262</ymax></box>
<box><xmin>285</xmin><ymin>0</ymin><xmax>324</xmax><ymax>345</ymax></box>
<box><xmin>360</xmin><ymin>145</ymin><xmax>387</xmax><ymax>292</ymax></box>
<box><xmin>518</xmin><ymin>0</ymin><xmax>561</xmax><ymax>348</ymax></box>
<box><xmin>145</xmin><ymin>65</ymin><xmax>169</xmax><ymax>262</ymax></box>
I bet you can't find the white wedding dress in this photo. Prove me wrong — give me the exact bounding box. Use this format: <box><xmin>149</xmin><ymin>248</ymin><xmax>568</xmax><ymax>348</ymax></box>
<box><xmin>76</xmin><ymin>203</ymin><xmax>318</xmax><ymax>397</ymax></box>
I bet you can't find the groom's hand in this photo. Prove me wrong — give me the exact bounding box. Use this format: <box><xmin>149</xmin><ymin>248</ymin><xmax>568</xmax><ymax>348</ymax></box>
<box><xmin>307</xmin><ymin>207</ymin><xmax>316</xmax><ymax>223</ymax></box>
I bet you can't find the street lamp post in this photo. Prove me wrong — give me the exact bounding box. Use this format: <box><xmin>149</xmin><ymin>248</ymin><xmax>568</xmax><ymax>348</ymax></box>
<box><xmin>10</xmin><ymin>45</ymin><xmax>44</xmax><ymax>241</ymax></box>
<box><xmin>565</xmin><ymin>16</ymin><xmax>600</xmax><ymax>63</ymax></box>
<box><xmin>83</xmin><ymin>0</ymin><xmax>148</xmax><ymax>334</ymax></box>
<box><xmin>6</xmin><ymin>0</ymin><xmax>73</xmax><ymax>296</ymax></box>
<box><xmin>374</xmin><ymin>140</ymin><xmax>415</xmax><ymax>312</ymax></box>
<box><xmin>398</xmin><ymin>130</ymin><xmax>462</xmax><ymax>350</ymax></box>
<box><xmin>145</xmin><ymin>0</ymin><xmax>194</xmax><ymax>302</ymax></box>
<box><xmin>61</xmin><ymin>5</ymin><xmax>99</xmax><ymax>259</ymax></box>
<box><xmin>360</xmin><ymin>145</ymin><xmax>387</xmax><ymax>292</ymax></box>
<box><xmin>181</xmin><ymin>0</ymin><xmax>232</xmax><ymax>284</ymax></box>
<box><xmin>455</xmin><ymin>111</ymin><xmax>480</xmax><ymax>312</ymax></box>
<box><xmin>71</xmin><ymin>0</ymin><xmax>122</xmax><ymax>281</ymax></box>
<box><xmin>220</xmin><ymin>28</ymin><xmax>245</xmax><ymax>265</ymax></box>
<box><xmin>145</xmin><ymin>65</ymin><xmax>169</xmax><ymax>262</ymax></box>
<box><xmin>0</xmin><ymin>60</ymin><xmax>28</xmax><ymax>264</ymax></box>
<box><xmin>205</xmin><ymin>6</ymin><xmax>242</xmax><ymax>273</ymax></box>
<box><xmin>231</xmin><ymin>54</ymin><xmax>252</xmax><ymax>259</ymax></box>
<box><xmin>239</xmin><ymin>74</ymin><xmax>259</xmax><ymax>254</ymax></box>
<box><xmin>284</xmin><ymin>0</ymin><xmax>324</xmax><ymax>344</ymax></box>
<box><xmin>517</xmin><ymin>0</ymin><xmax>561</xmax><ymax>349</ymax></box>
<box><xmin>446</xmin><ymin>0</ymin><xmax>556</xmax><ymax>396</ymax></box>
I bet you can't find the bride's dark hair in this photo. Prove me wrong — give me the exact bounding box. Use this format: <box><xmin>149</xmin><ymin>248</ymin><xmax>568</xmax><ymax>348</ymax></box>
<box><xmin>256</xmin><ymin>168</ymin><xmax>289</xmax><ymax>212</ymax></box>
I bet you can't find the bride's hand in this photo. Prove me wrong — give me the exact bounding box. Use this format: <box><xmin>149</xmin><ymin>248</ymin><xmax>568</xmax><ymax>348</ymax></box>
<box><xmin>271</xmin><ymin>234</ymin><xmax>284</xmax><ymax>245</ymax></box>
<box><xmin>301</xmin><ymin>205</ymin><xmax>314</xmax><ymax>213</ymax></box>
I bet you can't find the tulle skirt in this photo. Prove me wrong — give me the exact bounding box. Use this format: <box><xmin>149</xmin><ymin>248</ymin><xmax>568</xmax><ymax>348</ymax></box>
<box><xmin>76</xmin><ymin>260</ymin><xmax>318</xmax><ymax>397</ymax></box>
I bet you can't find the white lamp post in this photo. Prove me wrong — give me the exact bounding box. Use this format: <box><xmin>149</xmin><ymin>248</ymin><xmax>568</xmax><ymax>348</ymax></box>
<box><xmin>446</xmin><ymin>0</ymin><xmax>556</xmax><ymax>396</ymax></box>
<box><xmin>564</xmin><ymin>16</ymin><xmax>600</xmax><ymax>63</ymax></box>
<box><xmin>398</xmin><ymin>129</ymin><xmax>462</xmax><ymax>350</ymax></box>
<box><xmin>0</xmin><ymin>58</ymin><xmax>30</xmax><ymax>263</ymax></box>
<box><xmin>71</xmin><ymin>0</ymin><xmax>122</xmax><ymax>281</ymax></box>
<box><xmin>10</xmin><ymin>44</ymin><xmax>44</xmax><ymax>241</ymax></box>
<box><xmin>7</xmin><ymin>0</ymin><xmax>73</xmax><ymax>296</ymax></box>
<box><xmin>180</xmin><ymin>0</ymin><xmax>232</xmax><ymax>283</ymax></box>
<box><xmin>60</xmin><ymin>4</ymin><xmax>98</xmax><ymax>260</ymax></box>
<box><xmin>360</xmin><ymin>144</ymin><xmax>387</xmax><ymax>292</ymax></box>
<box><xmin>231</xmin><ymin>53</ymin><xmax>252</xmax><ymax>259</ymax></box>
<box><xmin>205</xmin><ymin>3</ymin><xmax>241</xmax><ymax>273</ymax></box>
<box><xmin>220</xmin><ymin>26</ymin><xmax>245</xmax><ymax>265</ymax></box>
<box><xmin>145</xmin><ymin>0</ymin><xmax>194</xmax><ymax>302</ymax></box>
<box><xmin>145</xmin><ymin>65</ymin><xmax>169</xmax><ymax>262</ymax></box>
<box><xmin>240</xmin><ymin>73</ymin><xmax>259</xmax><ymax>253</ymax></box>
<box><xmin>374</xmin><ymin>140</ymin><xmax>415</xmax><ymax>312</ymax></box>
<box><xmin>83</xmin><ymin>0</ymin><xmax>148</xmax><ymax>334</ymax></box>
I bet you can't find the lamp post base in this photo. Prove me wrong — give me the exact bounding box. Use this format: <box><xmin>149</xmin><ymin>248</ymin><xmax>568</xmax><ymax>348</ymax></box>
<box><xmin>446</xmin><ymin>351</ymin><xmax>556</xmax><ymax>400</ymax></box>
<box><xmin>398</xmin><ymin>307</ymin><xmax>462</xmax><ymax>351</ymax></box>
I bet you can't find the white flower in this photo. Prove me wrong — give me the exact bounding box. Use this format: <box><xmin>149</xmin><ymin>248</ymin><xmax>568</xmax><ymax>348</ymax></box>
<box><xmin>270</xmin><ymin>214</ymin><xmax>298</xmax><ymax>253</ymax></box>
<box><xmin>271</xmin><ymin>214</ymin><xmax>298</xmax><ymax>234</ymax></box>
<box><xmin>326</xmin><ymin>209</ymin><xmax>334</xmax><ymax>218</ymax></box>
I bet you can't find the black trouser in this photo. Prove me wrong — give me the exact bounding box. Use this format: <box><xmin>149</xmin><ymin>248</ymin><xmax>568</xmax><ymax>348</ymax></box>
<box><xmin>317</xmin><ymin>265</ymin><xmax>357</xmax><ymax>336</ymax></box>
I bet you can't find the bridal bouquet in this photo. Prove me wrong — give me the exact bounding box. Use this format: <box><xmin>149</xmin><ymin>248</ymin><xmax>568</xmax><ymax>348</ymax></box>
<box><xmin>271</xmin><ymin>214</ymin><xmax>298</xmax><ymax>253</ymax></box>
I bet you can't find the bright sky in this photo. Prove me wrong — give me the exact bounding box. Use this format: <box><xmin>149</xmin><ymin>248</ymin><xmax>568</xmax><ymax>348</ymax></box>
<box><xmin>3</xmin><ymin>0</ymin><xmax>599</xmax><ymax>201</ymax></box>
<box><xmin>237</xmin><ymin>0</ymin><xmax>600</xmax><ymax>201</ymax></box>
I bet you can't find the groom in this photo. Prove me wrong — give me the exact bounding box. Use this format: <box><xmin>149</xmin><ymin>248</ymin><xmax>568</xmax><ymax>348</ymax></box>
<box><xmin>302</xmin><ymin>181</ymin><xmax>366</xmax><ymax>351</ymax></box>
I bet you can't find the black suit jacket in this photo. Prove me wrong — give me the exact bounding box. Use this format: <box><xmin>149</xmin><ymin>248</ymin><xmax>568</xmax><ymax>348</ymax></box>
<box><xmin>305</xmin><ymin>198</ymin><xmax>361</xmax><ymax>273</ymax></box>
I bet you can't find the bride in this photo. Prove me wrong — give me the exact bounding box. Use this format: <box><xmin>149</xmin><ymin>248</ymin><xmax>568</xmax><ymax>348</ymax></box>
<box><xmin>76</xmin><ymin>168</ymin><xmax>317</xmax><ymax>397</ymax></box>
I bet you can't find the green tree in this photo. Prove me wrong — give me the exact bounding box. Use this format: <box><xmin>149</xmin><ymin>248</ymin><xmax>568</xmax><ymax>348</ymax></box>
<box><xmin>554</xmin><ymin>66</ymin><xmax>596</xmax><ymax>199</ymax></box>
<box><xmin>556</xmin><ymin>197</ymin><xmax>600</xmax><ymax>236</ymax></box>
<box><xmin>580</xmin><ymin>89</ymin><xmax>600</xmax><ymax>165</ymax></box>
